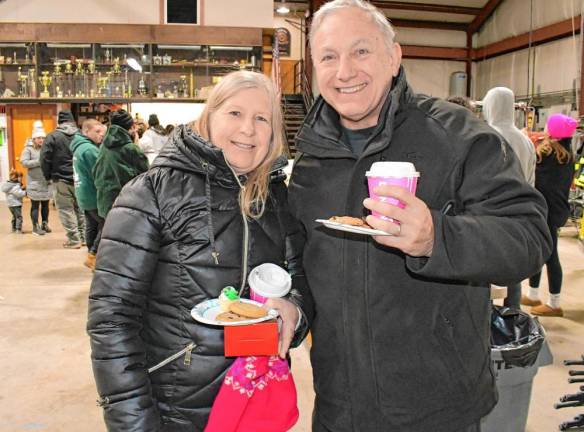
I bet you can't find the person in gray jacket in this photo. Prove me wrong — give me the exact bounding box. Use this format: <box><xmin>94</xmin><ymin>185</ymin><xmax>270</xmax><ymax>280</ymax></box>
<box><xmin>482</xmin><ymin>86</ymin><xmax>537</xmax><ymax>309</ymax></box>
<box><xmin>2</xmin><ymin>169</ymin><xmax>26</xmax><ymax>233</ymax></box>
<box><xmin>20</xmin><ymin>122</ymin><xmax>52</xmax><ymax>236</ymax></box>
<box><xmin>288</xmin><ymin>1</ymin><xmax>551</xmax><ymax>431</ymax></box>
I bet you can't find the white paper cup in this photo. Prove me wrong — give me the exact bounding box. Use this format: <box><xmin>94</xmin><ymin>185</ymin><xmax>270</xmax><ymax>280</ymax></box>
<box><xmin>248</xmin><ymin>263</ymin><xmax>292</xmax><ymax>304</ymax></box>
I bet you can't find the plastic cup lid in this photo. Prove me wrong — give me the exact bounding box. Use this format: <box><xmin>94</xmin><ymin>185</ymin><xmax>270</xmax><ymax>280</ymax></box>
<box><xmin>248</xmin><ymin>263</ymin><xmax>292</xmax><ymax>298</ymax></box>
<box><xmin>366</xmin><ymin>161</ymin><xmax>419</xmax><ymax>177</ymax></box>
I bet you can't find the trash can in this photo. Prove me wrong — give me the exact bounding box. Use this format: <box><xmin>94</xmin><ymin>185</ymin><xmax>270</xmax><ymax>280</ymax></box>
<box><xmin>481</xmin><ymin>306</ymin><xmax>553</xmax><ymax>432</ymax></box>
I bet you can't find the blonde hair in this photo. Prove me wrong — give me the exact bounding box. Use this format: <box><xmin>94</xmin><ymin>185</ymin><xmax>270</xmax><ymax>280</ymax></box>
<box><xmin>194</xmin><ymin>70</ymin><xmax>285</xmax><ymax>219</ymax></box>
<box><xmin>310</xmin><ymin>0</ymin><xmax>397</xmax><ymax>52</ymax></box>
<box><xmin>82</xmin><ymin>118</ymin><xmax>103</xmax><ymax>134</ymax></box>
<box><xmin>537</xmin><ymin>135</ymin><xmax>572</xmax><ymax>164</ymax></box>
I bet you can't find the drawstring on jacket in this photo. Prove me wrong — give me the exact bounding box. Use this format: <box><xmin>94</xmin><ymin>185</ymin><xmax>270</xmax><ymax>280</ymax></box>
<box><xmin>202</xmin><ymin>162</ymin><xmax>220</xmax><ymax>265</ymax></box>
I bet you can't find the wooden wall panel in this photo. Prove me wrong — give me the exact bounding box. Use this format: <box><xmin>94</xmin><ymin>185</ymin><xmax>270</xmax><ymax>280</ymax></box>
<box><xmin>0</xmin><ymin>23</ymin><xmax>261</xmax><ymax>46</ymax></box>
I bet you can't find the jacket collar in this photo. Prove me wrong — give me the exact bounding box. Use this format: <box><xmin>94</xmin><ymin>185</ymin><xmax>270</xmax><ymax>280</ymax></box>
<box><xmin>102</xmin><ymin>125</ymin><xmax>133</xmax><ymax>149</ymax></box>
<box><xmin>296</xmin><ymin>66</ymin><xmax>411</xmax><ymax>158</ymax></box>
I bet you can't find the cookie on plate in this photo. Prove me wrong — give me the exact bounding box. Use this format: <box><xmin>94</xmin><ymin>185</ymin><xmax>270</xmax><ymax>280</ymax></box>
<box><xmin>229</xmin><ymin>301</ymin><xmax>267</xmax><ymax>319</ymax></box>
<box><xmin>216</xmin><ymin>311</ymin><xmax>247</xmax><ymax>322</ymax></box>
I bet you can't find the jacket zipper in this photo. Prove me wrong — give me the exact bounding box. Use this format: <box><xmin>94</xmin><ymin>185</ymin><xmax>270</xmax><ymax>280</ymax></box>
<box><xmin>224</xmin><ymin>161</ymin><xmax>250</xmax><ymax>296</ymax></box>
<box><xmin>147</xmin><ymin>342</ymin><xmax>196</xmax><ymax>374</ymax></box>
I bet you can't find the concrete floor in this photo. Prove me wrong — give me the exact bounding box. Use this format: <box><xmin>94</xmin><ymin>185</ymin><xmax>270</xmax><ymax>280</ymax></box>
<box><xmin>0</xmin><ymin>200</ymin><xmax>582</xmax><ymax>432</ymax></box>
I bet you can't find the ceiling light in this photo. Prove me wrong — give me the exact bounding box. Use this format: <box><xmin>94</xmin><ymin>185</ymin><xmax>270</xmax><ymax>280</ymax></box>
<box><xmin>126</xmin><ymin>57</ymin><xmax>142</xmax><ymax>72</ymax></box>
<box><xmin>277</xmin><ymin>6</ymin><xmax>290</xmax><ymax>14</ymax></box>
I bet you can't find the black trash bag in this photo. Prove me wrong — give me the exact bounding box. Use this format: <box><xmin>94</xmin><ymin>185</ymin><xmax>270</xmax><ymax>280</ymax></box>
<box><xmin>491</xmin><ymin>305</ymin><xmax>545</xmax><ymax>368</ymax></box>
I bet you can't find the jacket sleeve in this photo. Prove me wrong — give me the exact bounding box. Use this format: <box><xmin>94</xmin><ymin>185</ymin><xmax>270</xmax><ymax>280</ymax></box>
<box><xmin>272</xmin><ymin>179</ymin><xmax>311</xmax><ymax>346</ymax></box>
<box><xmin>20</xmin><ymin>147</ymin><xmax>40</xmax><ymax>169</ymax></box>
<box><xmin>14</xmin><ymin>184</ymin><xmax>26</xmax><ymax>198</ymax></box>
<box><xmin>40</xmin><ymin>135</ymin><xmax>55</xmax><ymax>180</ymax></box>
<box><xmin>87</xmin><ymin>173</ymin><xmax>162</xmax><ymax>432</ymax></box>
<box><xmin>406</xmin><ymin>132</ymin><xmax>552</xmax><ymax>285</ymax></box>
<box><xmin>133</xmin><ymin>145</ymin><xmax>150</xmax><ymax>174</ymax></box>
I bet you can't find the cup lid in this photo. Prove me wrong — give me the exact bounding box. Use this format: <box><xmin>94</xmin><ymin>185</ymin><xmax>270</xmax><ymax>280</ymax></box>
<box><xmin>248</xmin><ymin>263</ymin><xmax>292</xmax><ymax>298</ymax></box>
<box><xmin>366</xmin><ymin>161</ymin><xmax>419</xmax><ymax>177</ymax></box>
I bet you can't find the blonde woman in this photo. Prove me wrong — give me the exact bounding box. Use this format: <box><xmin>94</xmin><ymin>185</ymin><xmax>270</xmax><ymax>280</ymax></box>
<box><xmin>87</xmin><ymin>70</ymin><xmax>307</xmax><ymax>431</ymax></box>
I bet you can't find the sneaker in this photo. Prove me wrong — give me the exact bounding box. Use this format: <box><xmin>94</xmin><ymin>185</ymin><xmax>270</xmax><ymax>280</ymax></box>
<box><xmin>41</xmin><ymin>223</ymin><xmax>52</xmax><ymax>233</ymax></box>
<box><xmin>520</xmin><ymin>295</ymin><xmax>542</xmax><ymax>307</ymax></box>
<box><xmin>16</xmin><ymin>229</ymin><xmax>23</xmax><ymax>234</ymax></box>
<box><xmin>32</xmin><ymin>225</ymin><xmax>46</xmax><ymax>236</ymax></box>
<box><xmin>63</xmin><ymin>240</ymin><xmax>82</xmax><ymax>249</ymax></box>
<box><xmin>83</xmin><ymin>253</ymin><xmax>96</xmax><ymax>270</ymax></box>
<box><xmin>531</xmin><ymin>304</ymin><xmax>563</xmax><ymax>317</ymax></box>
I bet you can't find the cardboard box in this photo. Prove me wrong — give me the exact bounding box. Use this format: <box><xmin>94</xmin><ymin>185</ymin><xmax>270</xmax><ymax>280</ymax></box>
<box><xmin>224</xmin><ymin>320</ymin><xmax>279</xmax><ymax>357</ymax></box>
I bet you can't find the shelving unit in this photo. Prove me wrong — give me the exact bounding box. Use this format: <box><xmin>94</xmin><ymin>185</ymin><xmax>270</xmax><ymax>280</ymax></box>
<box><xmin>0</xmin><ymin>42</ymin><xmax>263</xmax><ymax>103</ymax></box>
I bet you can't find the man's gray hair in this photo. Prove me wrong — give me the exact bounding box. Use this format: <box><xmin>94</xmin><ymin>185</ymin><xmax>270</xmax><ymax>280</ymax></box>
<box><xmin>309</xmin><ymin>0</ymin><xmax>396</xmax><ymax>51</ymax></box>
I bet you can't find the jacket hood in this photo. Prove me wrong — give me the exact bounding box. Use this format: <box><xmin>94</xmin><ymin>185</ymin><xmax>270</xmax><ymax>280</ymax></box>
<box><xmin>296</xmin><ymin>66</ymin><xmax>410</xmax><ymax>158</ymax></box>
<box><xmin>151</xmin><ymin>124</ymin><xmax>287</xmax><ymax>181</ymax></box>
<box><xmin>70</xmin><ymin>133</ymin><xmax>97</xmax><ymax>153</ymax></box>
<box><xmin>57</xmin><ymin>123</ymin><xmax>79</xmax><ymax>136</ymax></box>
<box><xmin>102</xmin><ymin>125</ymin><xmax>133</xmax><ymax>149</ymax></box>
<box><xmin>482</xmin><ymin>87</ymin><xmax>515</xmax><ymax>127</ymax></box>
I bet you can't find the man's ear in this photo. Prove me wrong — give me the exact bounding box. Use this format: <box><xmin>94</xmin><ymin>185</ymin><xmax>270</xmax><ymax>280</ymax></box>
<box><xmin>390</xmin><ymin>43</ymin><xmax>402</xmax><ymax>77</ymax></box>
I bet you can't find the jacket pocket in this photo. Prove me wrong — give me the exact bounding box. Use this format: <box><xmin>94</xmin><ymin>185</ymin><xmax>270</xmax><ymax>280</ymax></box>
<box><xmin>374</xmin><ymin>316</ymin><xmax>473</xmax><ymax>409</ymax></box>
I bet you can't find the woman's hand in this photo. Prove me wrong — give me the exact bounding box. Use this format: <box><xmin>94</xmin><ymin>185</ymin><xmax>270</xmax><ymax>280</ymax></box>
<box><xmin>263</xmin><ymin>298</ymin><xmax>299</xmax><ymax>359</ymax></box>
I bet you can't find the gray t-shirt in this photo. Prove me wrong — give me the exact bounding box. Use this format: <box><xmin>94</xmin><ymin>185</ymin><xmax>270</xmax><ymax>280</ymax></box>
<box><xmin>340</xmin><ymin>125</ymin><xmax>376</xmax><ymax>156</ymax></box>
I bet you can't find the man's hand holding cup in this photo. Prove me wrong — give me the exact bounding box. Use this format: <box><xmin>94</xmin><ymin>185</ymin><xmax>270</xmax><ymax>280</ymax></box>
<box><xmin>363</xmin><ymin>162</ymin><xmax>434</xmax><ymax>257</ymax></box>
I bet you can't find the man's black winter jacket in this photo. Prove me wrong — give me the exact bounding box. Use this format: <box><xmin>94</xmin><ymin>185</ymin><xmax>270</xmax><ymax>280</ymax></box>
<box><xmin>288</xmin><ymin>68</ymin><xmax>552</xmax><ymax>432</ymax></box>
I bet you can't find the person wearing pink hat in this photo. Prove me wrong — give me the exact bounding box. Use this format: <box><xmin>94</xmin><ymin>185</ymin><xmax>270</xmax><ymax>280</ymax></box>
<box><xmin>522</xmin><ymin>113</ymin><xmax>577</xmax><ymax>316</ymax></box>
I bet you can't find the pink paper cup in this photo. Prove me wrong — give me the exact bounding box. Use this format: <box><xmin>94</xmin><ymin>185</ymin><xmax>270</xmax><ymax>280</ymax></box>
<box><xmin>248</xmin><ymin>263</ymin><xmax>292</xmax><ymax>304</ymax></box>
<box><xmin>366</xmin><ymin>162</ymin><xmax>419</xmax><ymax>223</ymax></box>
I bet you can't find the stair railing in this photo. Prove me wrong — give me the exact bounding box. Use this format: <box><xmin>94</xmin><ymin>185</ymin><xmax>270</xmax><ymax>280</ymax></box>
<box><xmin>294</xmin><ymin>60</ymin><xmax>314</xmax><ymax>112</ymax></box>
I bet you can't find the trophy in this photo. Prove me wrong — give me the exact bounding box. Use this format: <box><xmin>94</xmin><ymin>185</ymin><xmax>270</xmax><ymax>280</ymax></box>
<box><xmin>40</xmin><ymin>71</ymin><xmax>52</xmax><ymax>98</ymax></box>
<box><xmin>64</xmin><ymin>61</ymin><xmax>74</xmax><ymax>97</ymax></box>
<box><xmin>17</xmin><ymin>67</ymin><xmax>28</xmax><ymax>97</ymax></box>
<box><xmin>87</xmin><ymin>61</ymin><xmax>96</xmax><ymax>97</ymax></box>
<box><xmin>53</xmin><ymin>63</ymin><xmax>64</xmax><ymax>98</ymax></box>
<box><xmin>137</xmin><ymin>74</ymin><xmax>147</xmax><ymax>96</ymax></box>
<box><xmin>179</xmin><ymin>75</ymin><xmax>189</xmax><ymax>98</ymax></box>
<box><xmin>74</xmin><ymin>59</ymin><xmax>86</xmax><ymax>97</ymax></box>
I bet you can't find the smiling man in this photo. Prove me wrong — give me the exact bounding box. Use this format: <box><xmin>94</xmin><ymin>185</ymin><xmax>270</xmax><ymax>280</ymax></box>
<box><xmin>287</xmin><ymin>1</ymin><xmax>552</xmax><ymax>431</ymax></box>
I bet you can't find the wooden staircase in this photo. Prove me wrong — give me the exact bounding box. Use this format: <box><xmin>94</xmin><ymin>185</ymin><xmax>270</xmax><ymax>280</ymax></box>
<box><xmin>282</xmin><ymin>94</ymin><xmax>307</xmax><ymax>157</ymax></box>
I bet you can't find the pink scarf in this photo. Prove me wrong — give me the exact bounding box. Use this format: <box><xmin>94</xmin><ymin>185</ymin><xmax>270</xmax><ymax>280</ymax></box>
<box><xmin>206</xmin><ymin>356</ymin><xmax>299</xmax><ymax>432</ymax></box>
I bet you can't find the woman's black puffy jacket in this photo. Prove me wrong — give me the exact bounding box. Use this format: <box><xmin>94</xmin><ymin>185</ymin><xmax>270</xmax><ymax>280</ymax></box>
<box><xmin>87</xmin><ymin>125</ymin><xmax>308</xmax><ymax>431</ymax></box>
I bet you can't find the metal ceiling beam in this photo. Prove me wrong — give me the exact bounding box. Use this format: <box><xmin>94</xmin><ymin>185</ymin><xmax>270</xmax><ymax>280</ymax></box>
<box><xmin>371</xmin><ymin>1</ymin><xmax>481</xmax><ymax>15</ymax></box>
<box><xmin>468</xmin><ymin>0</ymin><xmax>504</xmax><ymax>34</ymax></box>
<box><xmin>389</xmin><ymin>18</ymin><xmax>468</xmax><ymax>32</ymax></box>
<box><xmin>401</xmin><ymin>45</ymin><xmax>468</xmax><ymax>61</ymax></box>
<box><xmin>472</xmin><ymin>16</ymin><xmax>581</xmax><ymax>60</ymax></box>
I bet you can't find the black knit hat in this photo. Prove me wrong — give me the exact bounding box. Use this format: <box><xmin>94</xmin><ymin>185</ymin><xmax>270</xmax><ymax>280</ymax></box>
<box><xmin>58</xmin><ymin>110</ymin><xmax>75</xmax><ymax>125</ymax></box>
<box><xmin>148</xmin><ymin>114</ymin><xmax>160</xmax><ymax>127</ymax></box>
<box><xmin>110</xmin><ymin>109</ymin><xmax>134</xmax><ymax>131</ymax></box>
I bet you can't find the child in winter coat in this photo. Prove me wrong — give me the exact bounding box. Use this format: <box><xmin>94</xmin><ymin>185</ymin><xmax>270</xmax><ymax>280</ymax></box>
<box><xmin>2</xmin><ymin>169</ymin><xmax>27</xmax><ymax>233</ymax></box>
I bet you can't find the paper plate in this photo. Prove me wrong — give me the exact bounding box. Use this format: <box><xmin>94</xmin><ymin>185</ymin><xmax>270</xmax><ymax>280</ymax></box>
<box><xmin>315</xmin><ymin>219</ymin><xmax>392</xmax><ymax>236</ymax></box>
<box><xmin>191</xmin><ymin>298</ymin><xmax>278</xmax><ymax>326</ymax></box>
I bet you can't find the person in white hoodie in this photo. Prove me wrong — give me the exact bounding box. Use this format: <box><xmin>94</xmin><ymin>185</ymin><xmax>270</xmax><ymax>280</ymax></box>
<box><xmin>138</xmin><ymin>113</ymin><xmax>168</xmax><ymax>164</ymax></box>
<box><xmin>482</xmin><ymin>86</ymin><xmax>537</xmax><ymax>309</ymax></box>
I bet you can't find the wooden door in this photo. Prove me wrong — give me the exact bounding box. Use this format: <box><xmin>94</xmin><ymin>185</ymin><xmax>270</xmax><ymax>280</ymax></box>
<box><xmin>8</xmin><ymin>104</ymin><xmax>56</xmax><ymax>185</ymax></box>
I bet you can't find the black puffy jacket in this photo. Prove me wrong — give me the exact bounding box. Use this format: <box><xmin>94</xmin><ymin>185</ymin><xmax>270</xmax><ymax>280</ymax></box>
<box><xmin>87</xmin><ymin>125</ymin><xmax>307</xmax><ymax>431</ymax></box>
<box><xmin>40</xmin><ymin>123</ymin><xmax>78</xmax><ymax>184</ymax></box>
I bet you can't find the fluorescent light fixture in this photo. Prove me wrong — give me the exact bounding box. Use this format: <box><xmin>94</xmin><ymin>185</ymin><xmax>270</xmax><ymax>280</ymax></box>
<box><xmin>0</xmin><ymin>43</ymin><xmax>27</xmax><ymax>48</ymax></box>
<box><xmin>101</xmin><ymin>44</ymin><xmax>145</xmax><ymax>49</ymax></box>
<box><xmin>209</xmin><ymin>46</ymin><xmax>253</xmax><ymax>51</ymax></box>
<box><xmin>276</xmin><ymin>6</ymin><xmax>290</xmax><ymax>14</ymax></box>
<box><xmin>157</xmin><ymin>45</ymin><xmax>201</xmax><ymax>50</ymax></box>
<box><xmin>127</xmin><ymin>57</ymin><xmax>142</xmax><ymax>72</ymax></box>
<box><xmin>46</xmin><ymin>43</ymin><xmax>91</xmax><ymax>48</ymax></box>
